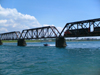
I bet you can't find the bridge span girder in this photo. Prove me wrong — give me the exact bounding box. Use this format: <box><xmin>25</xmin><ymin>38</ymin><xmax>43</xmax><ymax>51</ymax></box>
<box><xmin>20</xmin><ymin>26</ymin><xmax>60</xmax><ymax>39</ymax></box>
<box><xmin>60</xmin><ymin>18</ymin><xmax>100</xmax><ymax>37</ymax></box>
<box><xmin>0</xmin><ymin>31</ymin><xmax>21</xmax><ymax>40</ymax></box>
<box><xmin>0</xmin><ymin>26</ymin><xmax>60</xmax><ymax>40</ymax></box>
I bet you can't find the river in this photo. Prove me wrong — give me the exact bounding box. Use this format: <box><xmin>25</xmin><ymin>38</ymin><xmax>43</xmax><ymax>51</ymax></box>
<box><xmin>0</xmin><ymin>41</ymin><xmax>100</xmax><ymax>75</ymax></box>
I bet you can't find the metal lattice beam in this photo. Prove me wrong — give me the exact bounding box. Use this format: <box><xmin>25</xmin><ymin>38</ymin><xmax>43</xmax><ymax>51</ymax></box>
<box><xmin>0</xmin><ymin>31</ymin><xmax>21</xmax><ymax>40</ymax></box>
<box><xmin>20</xmin><ymin>26</ymin><xmax>60</xmax><ymax>39</ymax></box>
<box><xmin>60</xmin><ymin>18</ymin><xmax>100</xmax><ymax>37</ymax></box>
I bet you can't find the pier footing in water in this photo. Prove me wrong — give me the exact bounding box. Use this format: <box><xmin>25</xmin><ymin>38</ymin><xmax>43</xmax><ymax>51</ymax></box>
<box><xmin>56</xmin><ymin>37</ymin><xmax>67</xmax><ymax>47</ymax></box>
<box><xmin>17</xmin><ymin>39</ymin><xmax>26</xmax><ymax>46</ymax></box>
<box><xmin>0</xmin><ymin>40</ymin><xmax>2</xmax><ymax>45</ymax></box>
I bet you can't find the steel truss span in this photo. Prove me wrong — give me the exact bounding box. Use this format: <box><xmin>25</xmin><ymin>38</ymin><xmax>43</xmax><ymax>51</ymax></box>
<box><xmin>20</xmin><ymin>26</ymin><xmax>60</xmax><ymax>39</ymax></box>
<box><xmin>0</xmin><ymin>18</ymin><xmax>100</xmax><ymax>40</ymax></box>
<box><xmin>0</xmin><ymin>31</ymin><xmax>21</xmax><ymax>40</ymax></box>
<box><xmin>60</xmin><ymin>18</ymin><xmax>100</xmax><ymax>37</ymax></box>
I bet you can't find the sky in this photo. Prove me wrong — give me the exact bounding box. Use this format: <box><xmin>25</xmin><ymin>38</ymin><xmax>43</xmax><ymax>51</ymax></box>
<box><xmin>0</xmin><ymin>0</ymin><xmax>100</xmax><ymax>33</ymax></box>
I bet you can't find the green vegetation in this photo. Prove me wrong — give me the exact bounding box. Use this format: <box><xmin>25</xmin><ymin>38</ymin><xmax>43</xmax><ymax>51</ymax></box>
<box><xmin>2</xmin><ymin>38</ymin><xmax>100</xmax><ymax>43</ymax></box>
<box><xmin>26</xmin><ymin>40</ymin><xmax>41</xmax><ymax>42</ymax></box>
<box><xmin>1</xmin><ymin>38</ymin><xmax>55</xmax><ymax>43</ymax></box>
<box><xmin>66</xmin><ymin>39</ymin><xmax>100</xmax><ymax>42</ymax></box>
<box><xmin>2</xmin><ymin>40</ymin><xmax>17</xmax><ymax>43</ymax></box>
<box><xmin>2</xmin><ymin>40</ymin><xmax>41</xmax><ymax>43</ymax></box>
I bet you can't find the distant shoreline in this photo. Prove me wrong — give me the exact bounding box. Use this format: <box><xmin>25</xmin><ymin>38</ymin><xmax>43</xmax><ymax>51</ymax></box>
<box><xmin>2</xmin><ymin>40</ymin><xmax>41</xmax><ymax>43</ymax></box>
<box><xmin>2</xmin><ymin>39</ymin><xmax>100</xmax><ymax>43</ymax></box>
<box><xmin>66</xmin><ymin>39</ymin><xmax>100</xmax><ymax>42</ymax></box>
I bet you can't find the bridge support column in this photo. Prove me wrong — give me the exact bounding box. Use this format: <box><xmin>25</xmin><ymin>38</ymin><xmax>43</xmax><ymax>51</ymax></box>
<box><xmin>56</xmin><ymin>37</ymin><xmax>67</xmax><ymax>47</ymax></box>
<box><xmin>17</xmin><ymin>39</ymin><xmax>26</xmax><ymax>46</ymax></box>
<box><xmin>0</xmin><ymin>40</ymin><xmax>3</xmax><ymax>45</ymax></box>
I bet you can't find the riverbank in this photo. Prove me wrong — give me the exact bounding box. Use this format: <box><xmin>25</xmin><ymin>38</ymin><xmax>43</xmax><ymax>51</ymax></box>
<box><xmin>2</xmin><ymin>40</ymin><xmax>41</xmax><ymax>43</ymax></box>
<box><xmin>66</xmin><ymin>39</ymin><xmax>100</xmax><ymax>42</ymax></box>
<box><xmin>2</xmin><ymin>39</ymin><xmax>100</xmax><ymax>43</ymax></box>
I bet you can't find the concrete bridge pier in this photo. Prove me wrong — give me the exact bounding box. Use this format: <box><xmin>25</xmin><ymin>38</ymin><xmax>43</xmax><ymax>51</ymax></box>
<box><xmin>17</xmin><ymin>39</ymin><xmax>26</xmax><ymax>46</ymax></box>
<box><xmin>56</xmin><ymin>37</ymin><xmax>67</xmax><ymax>47</ymax></box>
<box><xmin>0</xmin><ymin>40</ymin><xmax>3</xmax><ymax>45</ymax></box>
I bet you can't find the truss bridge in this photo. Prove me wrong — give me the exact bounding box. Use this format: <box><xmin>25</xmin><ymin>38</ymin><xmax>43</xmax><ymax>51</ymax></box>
<box><xmin>0</xmin><ymin>18</ymin><xmax>100</xmax><ymax>47</ymax></box>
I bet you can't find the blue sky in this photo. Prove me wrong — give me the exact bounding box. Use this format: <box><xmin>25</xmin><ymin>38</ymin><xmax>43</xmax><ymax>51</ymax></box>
<box><xmin>0</xmin><ymin>0</ymin><xmax>100</xmax><ymax>33</ymax></box>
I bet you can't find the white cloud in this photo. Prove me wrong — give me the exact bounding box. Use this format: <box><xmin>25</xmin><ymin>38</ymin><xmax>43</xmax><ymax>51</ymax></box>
<box><xmin>0</xmin><ymin>28</ymin><xmax>8</xmax><ymax>32</ymax></box>
<box><xmin>0</xmin><ymin>20</ymin><xmax>7</xmax><ymax>23</ymax></box>
<box><xmin>0</xmin><ymin>5</ymin><xmax>41</xmax><ymax>33</ymax></box>
<box><xmin>0</xmin><ymin>5</ymin><xmax>63</xmax><ymax>34</ymax></box>
<box><xmin>43</xmin><ymin>24</ymin><xmax>54</xmax><ymax>26</ymax></box>
<box><xmin>57</xmin><ymin>27</ymin><xmax>63</xmax><ymax>32</ymax></box>
<box><xmin>43</xmin><ymin>24</ymin><xmax>63</xmax><ymax>32</ymax></box>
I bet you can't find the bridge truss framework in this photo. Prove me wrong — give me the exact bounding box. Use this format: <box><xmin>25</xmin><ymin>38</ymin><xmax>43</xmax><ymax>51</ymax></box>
<box><xmin>0</xmin><ymin>18</ymin><xmax>100</xmax><ymax>47</ymax></box>
<box><xmin>0</xmin><ymin>31</ymin><xmax>21</xmax><ymax>40</ymax></box>
<box><xmin>60</xmin><ymin>18</ymin><xmax>100</xmax><ymax>37</ymax></box>
<box><xmin>0</xmin><ymin>26</ymin><xmax>60</xmax><ymax>40</ymax></box>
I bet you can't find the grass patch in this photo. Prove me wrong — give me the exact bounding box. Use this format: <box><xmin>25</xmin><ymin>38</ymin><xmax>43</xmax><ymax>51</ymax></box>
<box><xmin>2</xmin><ymin>40</ymin><xmax>17</xmax><ymax>43</ymax></box>
<box><xmin>2</xmin><ymin>40</ymin><xmax>42</xmax><ymax>43</ymax></box>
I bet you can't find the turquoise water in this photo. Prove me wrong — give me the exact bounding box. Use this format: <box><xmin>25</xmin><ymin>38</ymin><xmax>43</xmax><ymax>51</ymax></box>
<box><xmin>0</xmin><ymin>41</ymin><xmax>100</xmax><ymax>75</ymax></box>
